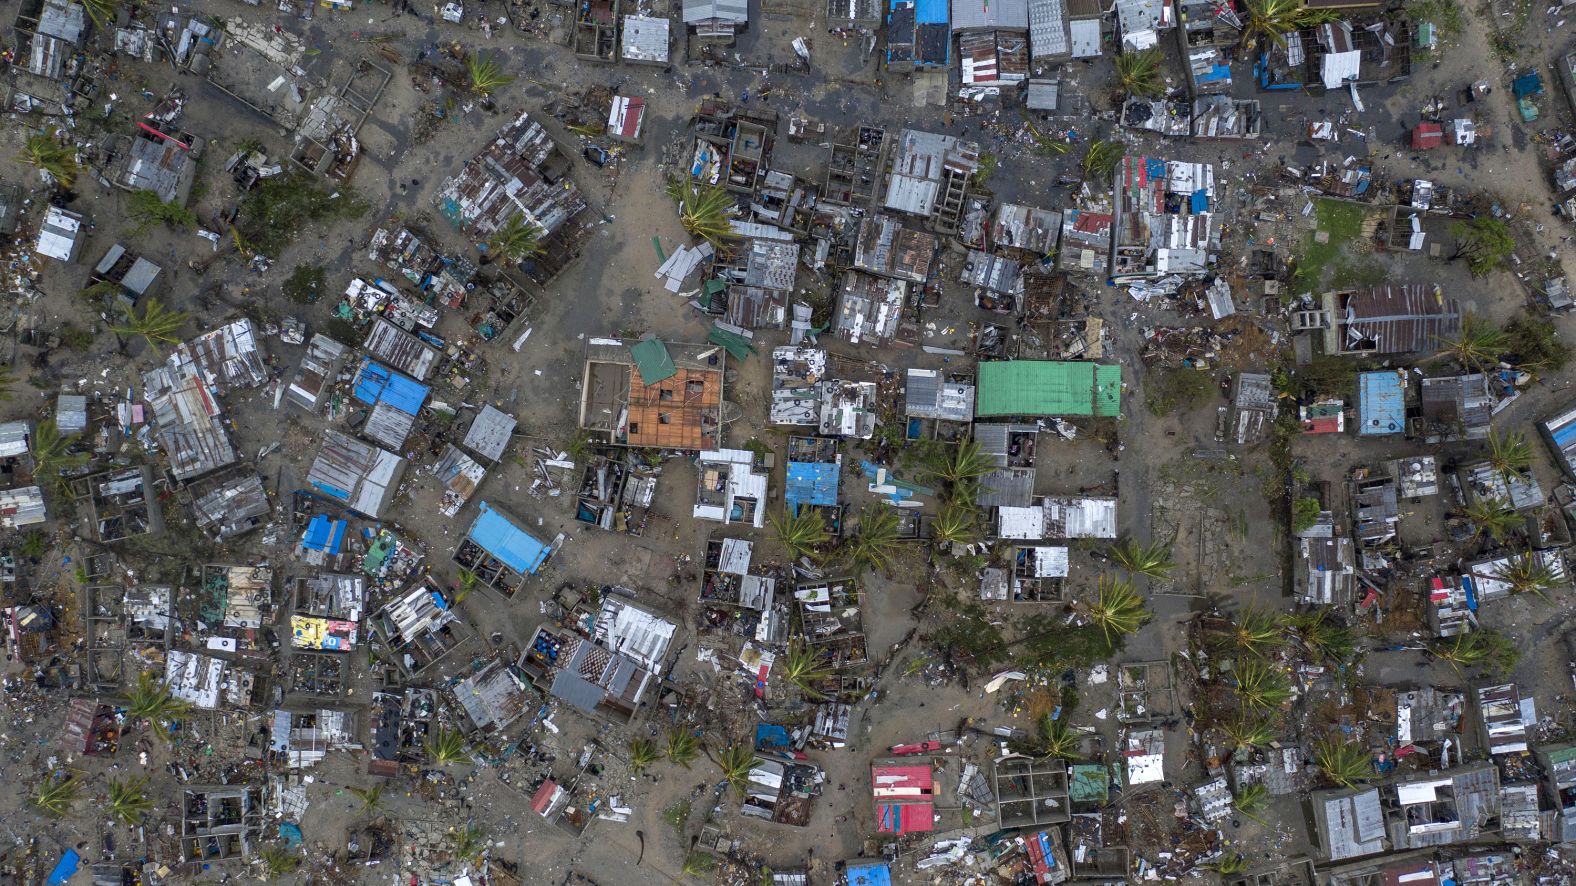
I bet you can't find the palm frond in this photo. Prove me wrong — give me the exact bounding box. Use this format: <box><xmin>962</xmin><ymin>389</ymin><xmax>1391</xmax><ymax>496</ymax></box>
<box><xmin>1232</xmin><ymin>658</ymin><xmax>1293</xmax><ymax>712</ymax></box>
<box><xmin>844</xmin><ymin>506</ymin><xmax>901</xmax><ymax>576</ymax></box>
<box><xmin>107</xmin><ymin>775</ymin><xmax>155</xmax><ymax>825</ymax></box>
<box><xmin>425</xmin><ymin>728</ymin><xmax>473</xmax><ymax>766</ymax></box>
<box><xmin>666</xmin><ymin>178</ymin><xmax>741</xmax><ymax>248</ymax></box>
<box><xmin>489</xmin><ymin>214</ymin><xmax>545</xmax><ymax>264</ymax></box>
<box><xmin>664</xmin><ymin>727</ymin><xmax>700</xmax><ymax>768</ymax></box>
<box><xmin>1107</xmin><ymin>536</ymin><xmax>1174</xmax><ymax>580</ymax></box>
<box><xmin>769</xmin><ymin>508</ymin><xmax>830</xmax><ymax>561</ymax></box>
<box><xmin>780</xmin><ymin>638</ymin><xmax>835</xmax><ymax>699</ymax></box>
<box><xmin>1486</xmin><ymin>429</ymin><xmax>1534</xmax><ymax>478</ymax></box>
<box><xmin>717</xmin><ymin>744</ymin><xmax>756</xmax><ymax>796</ymax></box>
<box><xmin>628</xmin><ymin>737</ymin><xmax>660</xmax><ymax>775</ymax></box>
<box><xmin>25</xmin><ymin>133</ymin><xmax>78</xmax><ymax>188</ymax></box>
<box><xmin>1113</xmin><ymin>49</ymin><xmax>1164</xmax><ymax>98</ymax></box>
<box><xmin>1083</xmin><ymin>575</ymin><xmax>1150</xmax><ymax>643</ymax></box>
<box><xmin>931</xmin><ymin>502</ymin><xmax>982</xmax><ymax>550</ymax></box>
<box><xmin>466</xmin><ymin>53</ymin><xmax>515</xmax><ymax>94</ymax></box>
<box><xmin>111</xmin><ymin>297</ymin><xmax>189</xmax><ymax>356</ymax></box>
<box><xmin>1312</xmin><ymin>737</ymin><xmax>1372</xmax><ymax>789</ymax></box>
<box><xmin>1460</xmin><ymin>497</ymin><xmax>1521</xmax><ymax>543</ymax></box>
<box><xmin>31</xmin><ymin>771</ymin><xmax>82</xmax><ymax>817</ymax></box>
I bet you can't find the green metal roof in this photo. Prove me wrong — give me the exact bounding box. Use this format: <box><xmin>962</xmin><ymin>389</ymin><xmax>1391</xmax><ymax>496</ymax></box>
<box><xmin>707</xmin><ymin>326</ymin><xmax>755</xmax><ymax>361</ymax></box>
<box><xmin>628</xmin><ymin>338</ymin><xmax>677</xmax><ymax>386</ymax></box>
<box><xmin>974</xmin><ymin>361</ymin><xmax>1121</xmax><ymax>417</ymax></box>
<box><xmin>1069</xmin><ymin>763</ymin><xmax>1110</xmax><ymax>803</ymax></box>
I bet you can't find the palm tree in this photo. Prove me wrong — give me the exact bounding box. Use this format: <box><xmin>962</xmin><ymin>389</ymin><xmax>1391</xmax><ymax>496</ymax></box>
<box><xmin>1486</xmin><ymin>429</ymin><xmax>1534</xmax><ymax>479</ymax></box>
<box><xmin>80</xmin><ymin>0</ymin><xmax>119</xmax><ymax>28</ymax></box>
<box><xmin>926</xmin><ymin>440</ymin><xmax>995</xmax><ymax>491</ymax></box>
<box><xmin>666</xmin><ymin>178</ymin><xmax>741</xmax><ymax>248</ymax></box>
<box><xmin>1219</xmin><ymin>713</ymin><xmax>1274</xmax><ymax>750</ymax></box>
<box><xmin>19</xmin><ymin>529</ymin><xmax>49</xmax><ymax>560</ymax></box>
<box><xmin>466</xmin><ymin>53</ymin><xmax>515</xmax><ymax>95</ymax></box>
<box><xmin>112</xmin><ymin>297</ymin><xmax>188</xmax><ymax>356</ymax></box>
<box><xmin>664</xmin><ymin>727</ymin><xmax>700</xmax><ymax>768</ymax></box>
<box><xmin>716</xmin><ymin>744</ymin><xmax>756</xmax><ymax>796</ymax></box>
<box><xmin>931</xmin><ymin>502</ymin><xmax>982</xmax><ymax>550</ymax></box>
<box><xmin>1018</xmin><ymin>714</ymin><xmax>1082</xmax><ymax>760</ymax></box>
<box><xmin>107</xmin><ymin>775</ymin><xmax>155</xmax><ymax>825</ymax></box>
<box><xmin>1239</xmin><ymin>0</ymin><xmax>1338</xmax><ymax>50</ymax></box>
<box><xmin>425</xmin><ymin>728</ymin><xmax>473</xmax><ymax>766</ymax></box>
<box><xmin>1082</xmin><ymin>575</ymin><xmax>1151</xmax><ymax>643</ymax></box>
<box><xmin>1212</xmin><ymin>605</ymin><xmax>1284</xmax><ymax>658</ymax></box>
<box><xmin>1438</xmin><ymin>314</ymin><xmax>1507</xmax><ymax>371</ymax></box>
<box><xmin>1312</xmin><ymin>737</ymin><xmax>1372</xmax><ymax>789</ymax></box>
<box><xmin>348</xmin><ymin>783</ymin><xmax>385</xmax><ymax>817</ymax></box>
<box><xmin>844</xmin><ymin>506</ymin><xmax>901</xmax><ymax>576</ymax></box>
<box><xmin>682</xmin><ymin>851</ymin><xmax>717</xmax><ymax>877</ymax></box>
<box><xmin>449</xmin><ymin>824</ymin><xmax>489</xmax><ymax>863</ymax></box>
<box><xmin>1284</xmin><ymin>610</ymin><xmax>1357</xmax><ymax>665</ymax></box>
<box><xmin>628</xmin><ymin>737</ymin><xmax>659</xmax><ymax>775</ymax></box>
<box><xmin>453</xmin><ymin>569</ymin><xmax>478</xmax><ymax>605</ymax></box>
<box><xmin>260</xmin><ymin>846</ymin><xmax>300</xmax><ymax>879</ymax></box>
<box><xmin>25</xmin><ymin>133</ymin><xmax>78</xmax><ymax>188</ymax></box>
<box><xmin>31</xmin><ymin>771</ymin><xmax>82</xmax><ymax>817</ymax></box>
<box><xmin>1233</xmin><ymin>782</ymin><xmax>1269</xmax><ymax>821</ymax></box>
<box><xmin>1113</xmin><ymin>48</ymin><xmax>1164</xmax><ymax>98</ymax></box>
<box><xmin>780</xmin><ymin>638</ymin><xmax>834</xmax><ymax>699</ymax></box>
<box><xmin>1461</xmin><ymin>497</ymin><xmax>1521</xmax><ymax>543</ymax></box>
<box><xmin>1430</xmin><ymin>628</ymin><xmax>1520</xmax><ymax>677</ymax></box>
<box><xmin>489</xmin><ymin>214</ymin><xmax>544</xmax><ymax>265</ymax></box>
<box><xmin>1081</xmin><ymin>139</ymin><xmax>1127</xmax><ymax>182</ymax></box>
<box><xmin>1500</xmin><ymin>552</ymin><xmax>1561</xmax><ymax>601</ymax></box>
<box><xmin>1107</xmin><ymin>536</ymin><xmax>1175</xmax><ymax>580</ymax></box>
<box><xmin>124</xmin><ymin>670</ymin><xmax>190</xmax><ymax>740</ymax></box>
<box><xmin>769</xmin><ymin>509</ymin><xmax>830</xmax><ymax>561</ymax></box>
<box><xmin>1232</xmin><ymin>658</ymin><xmax>1293</xmax><ymax>712</ymax></box>
<box><xmin>31</xmin><ymin>418</ymin><xmax>90</xmax><ymax>497</ymax></box>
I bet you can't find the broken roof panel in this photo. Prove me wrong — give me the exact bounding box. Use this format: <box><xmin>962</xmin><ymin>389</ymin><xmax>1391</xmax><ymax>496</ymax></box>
<box><xmin>168</xmin><ymin>319</ymin><xmax>269</xmax><ymax>396</ymax></box>
<box><xmin>286</xmin><ymin>335</ymin><xmax>349</xmax><ymax>413</ymax></box>
<box><xmin>190</xmin><ymin>470</ymin><xmax>270</xmax><ymax>540</ymax></box>
<box><xmin>436</xmin><ymin>110</ymin><xmax>588</xmax><ymax>241</ymax></box>
<box><xmin>143</xmin><ymin>363</ymin><xmax>238</xmax><ymax>482</ymax></box>
<box><xmin>362</xmin><ymin>318</ymin><xmax>439</xmax><ymax>381</ymax></box>
<box><xmin>629</xmin><ymin>338</ymin><xmax>678</xmax><ymax>385</ymax></box>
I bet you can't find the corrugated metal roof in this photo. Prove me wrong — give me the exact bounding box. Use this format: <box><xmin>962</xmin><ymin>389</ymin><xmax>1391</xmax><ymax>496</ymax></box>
<box><xmin>683</xmin><ymin>0</ymin><xmax>750</xmax><ymax>23</ymax></box>
<box><xmin>36</xmin><ymin>206</ymin><xmax>82</xmax><ymax>262</ymax></box>
<box><xmin>363</xmin><ymin>318</ymin><xmax>438</xmax><ymax>380</ymax></box>
<box><xmin>976</xmin><ymin>361</ymin><xmax>1120</xmax><ymax>417</ymax></box>
<box><xmin>976</xmin><ymin>467</ymin><xmax>1034</xmax><ymax>508</ymax></box>
<box><xmin>904</xmin><ymin>369</ymin><xmax>975</xmax><ymax>421</ymax></box>
<box><xmin>952</xmin><ymin>0</ymin><xmax>1028</xmax><ymax>30</ymax></box>
<box><xmin>0</xmin><ymin>421</ymin><xmax>31</xmax><ymax>458</ymax></box>
<box><xmin>1028</xmin><ymin>0</ymin><xmax>1069</xmax><ymax>58</ymax></box>
<box><xmin>143</xmin><ymin>363</ymin><xmax>237</xmax><ymax>481</ymax></box>
<box><xmin>286</xmin><ymin>335</ymin><xmax>348</xmax><ymax>413</ymax></box>
<box><xmin>168</xmin><ymin>319</ymin><xmax>269</xmax><ymax>395</ymax></box>
<box><xmin>621</xmin><ymin>15</ymin><xmax>670</xmax><ymax>62</ymax></box>
<box><xmin>0</xmin><ymin>486</ymin><xmax>46</xmax><ymax>528</ymax></box>
<box><xmin>306</xmin><ymin>429</ymin><xmax>405</xmax><ymax>518</ymax></box>
<box><xmin>1069</xmin><ymin>18</ymin><xmax>1101</xmax><ymax>57</ymax></box>
<box><xmin>462</xmin><ymin>405</ymin><xmax>516</xmax><ymax>462</ymax></box>
<box><xmin>190</xmin><ymin>470</ymin><xmax>270</xmax><ymax>539</ymax></box>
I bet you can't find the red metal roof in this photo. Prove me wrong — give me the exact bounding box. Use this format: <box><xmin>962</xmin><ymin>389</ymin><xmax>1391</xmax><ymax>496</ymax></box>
<box><xmin>1411</xmin><ymin>122</ymin><xmax>1443</xmax><ymax>150</ymax></box>
<box><xmin>876</xmin><ymin>801</ymin><xmax>934</xmax><ymax>833</ymax></box>
<box><xmin>871</xmin><ymin>764</ymin><xmax>933</xmax><ymax>795</ymax></box>
<box><xmin>530</xmin><ymin>779</ymin><xmax>559</xmax><ymax>814</ymax></box>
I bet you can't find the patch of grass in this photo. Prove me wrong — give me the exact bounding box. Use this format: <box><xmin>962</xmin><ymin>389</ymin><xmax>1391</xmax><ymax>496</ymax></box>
<box><xmin>1293</xmin><ymin>199</ymin><xmax>1368</xmax><ymax>287</ymax></box>
<box><xmin>1408</xmin><ymin>0</ymin><xmax>1463</xmax><ymax>42</ymax></box>
<box><xmin>282</xmin><ymin>264</ymin><xmax>327</xmax><ymax>304</ymax></box>
<box><xmin>1328</xmin><ymin>258</ymin><xmax>1386</xmax><ymax>289</ymax></box>
<box><xmin>1144</xmin><ymin>367</ymin><xmax>1214</xmax><ymax>416</ymax></box>
<box><xmin>662</xmin><ymin>799</ymin><xmax>692</xmax><ymax>834</ymax></box>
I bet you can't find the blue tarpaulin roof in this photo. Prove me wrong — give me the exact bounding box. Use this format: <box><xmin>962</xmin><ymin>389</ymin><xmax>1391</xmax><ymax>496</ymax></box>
<box><xmin>1513</xmin><ymin>72</ymin><xmax>1543</xmax><ymax>97</ymax></box>
<box><xmin>1190</xmin><ymin>189</ymin><xmax>1209</xmax><ymax>213</ymax></box>
<box><xmin>46</xmin><ymin>850</ymin><xmax>79</xmax><ymax>885</ymax></box>
<box><xmin>846</xmin><ymin>861</ymin><xmax>893</xmax><ymax>886</ymax></box>
<box><xmin>911</xmin><ymin>0</ymin><xmax>946</xmax><ymax>23</ymax></box>
<box><xmin>755</xmin><ymin>723</ymin><xmax>792</xmax><ymax>750</ymax></box>
<box><xmin>467</xmin><ymin>501</ymin><xmax>550</xmax><ymax>575</ymax></box>
<box><xmin>302</xmin><ymin>514</ymin><xmax>347</xmax><ymax>554</ymax></box>
<box><xmin>785</xmin><ymin>461</ymin><xmax>840</xmax><ymax>512</ymax></box>
<box><xmin>1358</xmin><ymin>371</ymin><xmax>1405</xmax><ymax>436</ymax></box>
<box><xmin>353</xmin><ymin>359</ymin><xmax>430</xmax><ymax>415</ymax></box>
